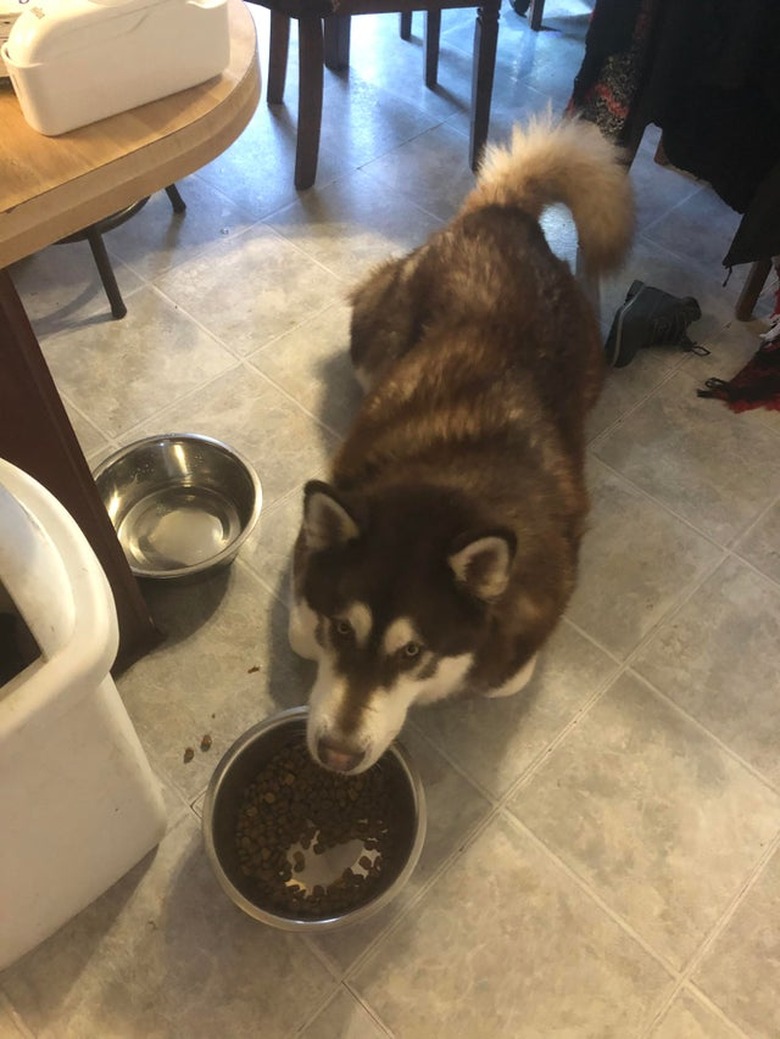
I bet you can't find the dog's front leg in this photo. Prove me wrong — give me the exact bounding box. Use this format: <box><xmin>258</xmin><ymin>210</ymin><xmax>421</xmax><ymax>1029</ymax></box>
<box><xmin>484</xmin><ymin>653</ymin><xmax>538</xmax><ymax>698</ymax></box>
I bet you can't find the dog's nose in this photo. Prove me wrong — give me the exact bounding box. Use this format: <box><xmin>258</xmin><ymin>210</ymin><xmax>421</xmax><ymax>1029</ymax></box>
<box><xmin>316</xmin><ymin>738</ymin><xmax>365</xmax><ymax>773</ymax></box>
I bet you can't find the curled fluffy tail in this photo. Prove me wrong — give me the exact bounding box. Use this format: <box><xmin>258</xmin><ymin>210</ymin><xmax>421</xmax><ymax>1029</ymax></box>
<box><xmin>462</xmin><ymin>111</ymin><xmax>634</xmax><ymax>273</ymax></box>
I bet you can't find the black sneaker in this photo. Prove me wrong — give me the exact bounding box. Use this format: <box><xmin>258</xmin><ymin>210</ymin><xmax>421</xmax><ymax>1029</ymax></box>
<box><xmin>605</xmin><ymin>281</ymin><xmax>702</xmax><ymax>368</ymax></box>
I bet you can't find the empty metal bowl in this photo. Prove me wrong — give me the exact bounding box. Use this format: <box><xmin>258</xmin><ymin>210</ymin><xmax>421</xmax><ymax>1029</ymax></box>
<box><xmin>93</xmin><ymin>433</ymin><xmax>261</xmax><ymax>579</ymax></box>
<box><xmin>202</xmin><ymin>707</ymin><xmax>426</xmax><ymax>932</ymax></box>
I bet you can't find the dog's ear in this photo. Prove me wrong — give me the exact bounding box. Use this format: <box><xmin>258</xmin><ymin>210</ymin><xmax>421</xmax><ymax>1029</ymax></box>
<box><xmin>448</xmin><ymin>530</ymin><xmax>516</xmax><ymax>602</ymax></box>
<box><xmin>302</xmin><ymin>481</ymin><xmax>361</xmax><ymax>551</ymax></box>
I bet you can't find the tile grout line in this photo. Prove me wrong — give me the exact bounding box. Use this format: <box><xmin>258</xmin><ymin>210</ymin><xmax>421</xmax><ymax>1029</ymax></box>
<box><xmin>587</xmin><ymin>359</ymin><xmax>693</xmax><ymax>451</ymax></box>
<box><xmin>641</xmin><ymin>981</ymin><xmax>752</xmax><ymax>1039</ymax></box>
<box><xmin>336</xmin><ymin>803</ymin><xmax>505</xmax><ymax>985</ymax></box>
<box><xmin>341</xmin><ymin>982</ymin><xmax>395</xmax><ymax>1038</ymax></box>
<box><xmin>289</xmin><ymin>985</ymin><xmax>342</xmax><ymax>1037</ymax></box>
<box><xmin>404</xmin><ymin>647</ymin><xmax>618</xmax><ymax>813</ymax></box>
<box><xmin>487</xmin><ymin>662</ymin><xmax>780</xmax><ymax>1036</ymax></box>
<box><xmin>0</xmin><ymin>990</ymin><xmax>35</xmax><ymax>1039</ymax></box>
<box><xmin>626</xmin><ymin>672</ymin><xmax>780</xmax><ymax>799</ymax></box>
<box><xmin>489</xmin><ymin>635</ymin><xmax>780</xmax><ymax>1032</ymax></box>
<box><xmin>13</xmin><ymin>10</ymin><xmax>777</xmax><ymax>1036</ymax></box>
<box><xmin>587</xmin><ymin>455</ymin><xmax>780</xmax><ymax>597</ymax></box>
<box><xmin>403</xmin><ymin>627</ymin><xmax>624</xmax><ymax>811</ymax></box>
<box><xmin>291</xmin><ymin>978</ymin><xmax>396</xmax><ymax>1037</ymax></box>
<box><xmin>500</xmin><ymin>810</ymin><xmax>684</xmax><ymax>981</ymax></box>
<box><xmin>405</xmin><ymin>718</ymin><xmax>508</xmax><ymax>806</ymax></box>
<box><xmin>639</xmin><ymin>829</ymin><xmax>780</xmax><ymax>1039</ymax></box>
<box><xmin>586</xmin><ymin>451</ymin><xmax>732</xmax><ymax>551</ymax></box>
<box><xmin>242</xmin><ymin>349</ymin><xmax>355</xmax><ymax>443</ymax></box>
<box><xmin>637</xmin><ymin>184</ymin><xmax>710</xmax><ymax>241</ymax></box>
<box><xmin>112</xmin><ymin>353</ymin><xmax>327</xmax><ymax>460</ymax></box>
<box><xmin>570</xmin><ymin>544</ymin><xmax>780</xmax><ymax>799</ymax></box>
<box><xmin>490</xmin><ymin>671</ymin><xmax>620</xmax><ymax>804</ymax></box>
<box><xmin>520</xmin><ymin>594</ymin><xmax>780</xmax><ymax>805</ymax></box>
<box><xmin>681</xmin><ymin>983</ymin><xmax>754</xmax><ymax>1039</ymax></box>
<box><xmin>730</xmin><ymin>544</ymin><xmax>780</xmax><ymax>595</ymax></box>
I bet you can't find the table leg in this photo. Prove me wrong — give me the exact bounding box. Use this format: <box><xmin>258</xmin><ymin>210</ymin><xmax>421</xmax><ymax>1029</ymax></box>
<box><xmin>0</xmin><ymin>268</ymin><xmax>160</xmax><ymax>672</ymax></box>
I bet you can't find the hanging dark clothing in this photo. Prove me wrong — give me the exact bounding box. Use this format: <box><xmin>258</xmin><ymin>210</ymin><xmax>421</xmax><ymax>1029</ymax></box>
<box><xmin>569</xmin><ymin>0</ymin><xmax>780</xmax><ymax>268</ymax></box>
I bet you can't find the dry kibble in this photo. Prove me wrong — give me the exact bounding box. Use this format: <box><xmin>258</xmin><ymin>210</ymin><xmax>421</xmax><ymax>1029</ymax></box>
<box><xmin>233</xmin><ymin>736</ymin><xmax>402</xmax><ymax>918</ymax></box>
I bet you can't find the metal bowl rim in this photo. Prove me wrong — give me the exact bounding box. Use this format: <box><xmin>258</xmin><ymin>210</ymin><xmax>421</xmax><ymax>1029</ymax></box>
<box><xmin>201</xmin><ymin>706</ymin><xmax>427</xmax><ymax>932</ymax></box>
<box><xmin>92</xmin><ymin>432</ymin><xmax>262</xmax><ymax>580</ymax></box>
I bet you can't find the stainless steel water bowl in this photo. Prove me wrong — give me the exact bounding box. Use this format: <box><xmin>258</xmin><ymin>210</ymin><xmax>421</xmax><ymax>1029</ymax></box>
<box><xmin>93</xmin><ymin>433</ymin><xmax>262</xmax><ymax>580</ymax></box>
<box><xmin>202</xmin><ymin>707</ymin><xmax>427</xmax><ymax>932</ymax></box>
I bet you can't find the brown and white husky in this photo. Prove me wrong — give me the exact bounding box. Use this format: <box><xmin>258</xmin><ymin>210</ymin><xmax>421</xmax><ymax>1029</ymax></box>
<box><xmin>289</xmin><ymin>113</ymin><xmax>634</xmax><ymax>773</ymax></box>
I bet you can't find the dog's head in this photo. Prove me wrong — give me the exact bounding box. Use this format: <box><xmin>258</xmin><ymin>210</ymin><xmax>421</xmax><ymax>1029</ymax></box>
<box><xmin>293</xmin><ymin>480</ymin><xmax>516</xmax><ymax>773</ymax></box>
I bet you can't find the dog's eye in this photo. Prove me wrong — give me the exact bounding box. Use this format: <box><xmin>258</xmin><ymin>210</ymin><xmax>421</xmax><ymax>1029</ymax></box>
<box><xmin>333</xmin><ymin>618</ymin><xmax>354</xmax><ymax>638</ymax></box>
<box><xmin>401</xmin><ymin>641</ymin><xmax>422</xmax><ymax>659</ymax></box>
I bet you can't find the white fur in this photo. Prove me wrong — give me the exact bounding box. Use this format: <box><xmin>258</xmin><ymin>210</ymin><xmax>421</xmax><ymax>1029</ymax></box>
<box><xmin>484</xmin><ymin>653</ymin><xmax>538</xmax><ymax>698</ymax></box>
<box><xmin>306</xmin><ymin>646</ymin><xmax>474</xmax><ymax>772</ymax></box>
<box><xmin>412</xmin><ymin>653</ymin><xmax>474</xmax><ymax>705</ymax></box>
<box><xmin>353</xmin><ymin>364</ymin><xmax>374</xmax><ymax>393</ymax></box>
<box><xmin>382</xmin><ymin>616</ymin><xmax>421</xmax><ymax>655</ymax></box>
<box><xmin>448</xmin><ymin>535</ymin><xmax>513</xmax><ymax>601</ymax></box>
<box><xmin>288</xmin><ymin>592</ymin><xmax>320</xmax><ymax>660</ymax></box>
<box><xmin>464</xmin><ymin>109</ymin><xmax>634</xmax><ymax>275</ymax></box>
<box><xmin>341</xmin><ymin>602</ymin><xmax>373</xmax><ymax>647</ymax></box>
<box><xmin>304</xmin><ymin>489</ymin><xmax>359</xmax><ymax>550</ymax></box>
<box><xmin>305</xmin><ymin>655</ymin><xmax>349</xmax><ymax>761</ymax></box>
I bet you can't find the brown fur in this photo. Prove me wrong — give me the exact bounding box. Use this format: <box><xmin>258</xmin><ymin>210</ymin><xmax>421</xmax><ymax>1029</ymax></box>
<box><xmin>334</xmin><ymin>204</ymin><xmax>601</xmax><ymax>691</ymax></box>
<box><xmin>293</xmin><ymin>115</ymin><xmax>634</xmax><ymax>749</ymax></box>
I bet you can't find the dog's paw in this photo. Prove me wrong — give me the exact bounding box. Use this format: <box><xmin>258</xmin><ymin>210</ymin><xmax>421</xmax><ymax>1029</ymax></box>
<box><xmin>484</xmin><ymin>653</ymin><xmax>538</xmax><ymax>698</ymax></box>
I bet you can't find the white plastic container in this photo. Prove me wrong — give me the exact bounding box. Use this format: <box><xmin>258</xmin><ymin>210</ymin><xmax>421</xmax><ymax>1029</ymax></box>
<box><xmin>0</xmin><ymin>458</ymin><xmax>167</xmax><ymax>970</ymax></box>
<box><xmin>2</xmin><ymin>0</ymin><xmax>230</xmax><ymax>135</ymax></box>
<box><xmin>0</xmin><ymin>0</ymin><xmax>26</xmax><ymax>76</ymax></box>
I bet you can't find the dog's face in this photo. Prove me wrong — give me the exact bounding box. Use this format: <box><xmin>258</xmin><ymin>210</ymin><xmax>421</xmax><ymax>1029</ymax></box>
<box><xmin>291</xmin><ymin>481</ymin><xmax>515</xmax><ymax>773</ymax></box>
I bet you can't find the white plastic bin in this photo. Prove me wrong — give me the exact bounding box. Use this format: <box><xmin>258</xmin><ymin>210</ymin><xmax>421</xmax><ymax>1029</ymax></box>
<box><xmin>2</xmin><ymin>0</ymin><xmax>230</xmax><ymax>136</ymax></box>
<box><xmin>0</xmin><ymin>458</ymin><xmax>167</xmax><ymax>970</ymax></box>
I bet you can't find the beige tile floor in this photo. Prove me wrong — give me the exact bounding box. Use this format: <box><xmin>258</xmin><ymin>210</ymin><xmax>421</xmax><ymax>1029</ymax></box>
<box><xmin>4</xmin><ymin>2</ymin><xmax>780</xmax><ymax>1036</ymax></box>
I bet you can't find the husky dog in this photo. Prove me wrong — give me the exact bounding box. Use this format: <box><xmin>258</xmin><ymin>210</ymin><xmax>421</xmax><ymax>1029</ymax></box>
<box><xmin>290</xmin><ymin>114</ymin><xmax>634</xmax><ymax>773</ymax></box>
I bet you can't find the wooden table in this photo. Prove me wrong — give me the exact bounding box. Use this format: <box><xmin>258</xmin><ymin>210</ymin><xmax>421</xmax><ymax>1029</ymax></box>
<box><xmin>0</xmin><ymin>0</ymin><xmax>260</xmax><ymax>670</ymax></box>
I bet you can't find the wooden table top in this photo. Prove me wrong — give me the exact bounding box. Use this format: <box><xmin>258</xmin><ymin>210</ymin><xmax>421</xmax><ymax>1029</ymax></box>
<box><xmin>0</xmin><ymin>0</ymin><xmax>260</xmax><ymax>268</ymax></box>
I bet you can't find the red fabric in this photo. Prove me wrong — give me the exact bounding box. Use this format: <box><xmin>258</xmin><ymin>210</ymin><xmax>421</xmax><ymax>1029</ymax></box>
<box><xmin>698</xmin><ymin>340</ymin><xmax>780</xmax><ymax>412</ymax></box>
<box><xmin>698</xmin><ymin>286</ymin><xmax>780</xmax><ymax>412</ymax></box>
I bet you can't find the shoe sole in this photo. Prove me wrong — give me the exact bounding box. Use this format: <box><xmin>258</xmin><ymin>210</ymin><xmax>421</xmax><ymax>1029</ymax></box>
<box><xmin>605</xmin><ymin>288</ymin><xmax>646</xmax><ymax>368</ymax></box>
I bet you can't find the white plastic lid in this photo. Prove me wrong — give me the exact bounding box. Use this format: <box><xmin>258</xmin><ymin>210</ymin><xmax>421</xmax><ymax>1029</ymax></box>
<box><xmin>6</xmin><ymin>0</ymin><xmax>175</xmax><ymax>65</ymax></box>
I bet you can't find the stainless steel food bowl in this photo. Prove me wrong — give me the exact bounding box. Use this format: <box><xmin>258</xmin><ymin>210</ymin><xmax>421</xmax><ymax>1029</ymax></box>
<box><xmin>93</xmin><ymin>433</ymin><xmax>261</xmax><ymax>579</ymax></box>
<box><xmin>202</xmin><ymin>707</ymin><xmax>426</xmax><ymax>932</ymax></box>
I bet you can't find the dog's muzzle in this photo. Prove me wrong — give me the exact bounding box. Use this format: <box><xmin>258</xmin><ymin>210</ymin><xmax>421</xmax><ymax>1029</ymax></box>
<box><xmin>315</xmin><ymin>738</ymin><xmax>366</xmax><ymax>773</ymax></box>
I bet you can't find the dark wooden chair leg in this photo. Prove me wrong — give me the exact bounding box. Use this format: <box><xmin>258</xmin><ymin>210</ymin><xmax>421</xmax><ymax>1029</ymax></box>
<box><xmin>324</xmin><ymin>14</ymin><xmax>351</xmax><ymax>70</ymax></box>
<box><xmin>529</xmin><ymin>0</ymin><xmax>544</xmax><ymax>30</ymax></box>
<box><xmin>736</xmin><ymin>258</ymin><xmax>773</xmax><ymax>321</ymax></box>
<box><xmin>268</xmin><ymin>10</ymin><xmax>291</xmax><ymax>104</ymax></box>
<box><xmin>399</xmin><ymin>11</ymin><xmax>412</xmax><ymax>38</ymax></box>
<box><xmin>295</xmin><ymin>15</ymin><xmax>325</xmax><ymax>190</ymax></box>
<box><xmin>469</xmin><ymin>0</ymin><xmax>499</xmax><ymax>171</ymax></box>
<box><xmin>0</xmin><ymin>269</ymin><xmax>159</xmax><ymax>672</ymax></box>
<box><xmin>165</xmin><ymin>184</ymin><xmax>187</xmax><ymax>214</ymax></box>
<box><xmin>424</xmin><ymin>9</ymin><xmax>442</xmax><ymax>87</ymax></box>
<box><xmin>85</xmin><ymin>229</ymin><xmax>127</xmax><ymax>320</ymax></box>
